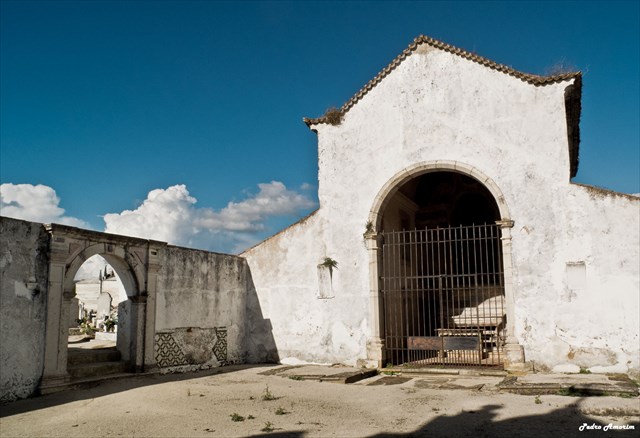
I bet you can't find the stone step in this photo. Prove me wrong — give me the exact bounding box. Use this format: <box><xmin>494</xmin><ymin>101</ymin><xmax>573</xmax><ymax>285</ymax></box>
<box><xmin>67</xmin><ymin>347</ymin><xmax>121</xmax><ymax>365</ymax></box>
<box><xmin>67</xmin><ymin>361</ymin><xmax>130</xmax><ymax>379</ymax></box>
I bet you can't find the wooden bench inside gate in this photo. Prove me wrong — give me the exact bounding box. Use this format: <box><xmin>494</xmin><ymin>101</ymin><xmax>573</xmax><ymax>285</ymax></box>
<box><xmin>408</xmin><ymin>333</ymin><xmax>482</xmax><ymax>364</ymax></box>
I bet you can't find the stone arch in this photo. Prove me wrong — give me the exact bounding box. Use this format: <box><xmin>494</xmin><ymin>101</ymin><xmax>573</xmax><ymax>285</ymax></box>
<box><xmin>368</xmin><ymin>161</ymin><xmax>512</xmax><ymax>231</ymax></box>
<box><xmin>63</xmin><ymin>243</ymin><xmax>143</xmax><ymax>298</ymax></box>
<box><xmin>364</xmin><ymin>161</ymin><xmax>524</xmax><ymax>369</ymax></box>
<box><xmin>40</xmin><ymin>225</ymin><xmax>165</xmax><ymax>393</ymax></box>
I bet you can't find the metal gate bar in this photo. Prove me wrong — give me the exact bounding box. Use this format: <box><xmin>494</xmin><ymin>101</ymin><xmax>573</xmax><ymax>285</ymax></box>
<box><xmin>381</xmin><ymin>223</ymin><xmax>505</xmax><ymax>367</ymax></box>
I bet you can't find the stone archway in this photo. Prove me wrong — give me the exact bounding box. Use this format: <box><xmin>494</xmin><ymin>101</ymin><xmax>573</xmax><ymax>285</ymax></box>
<box><xmin>40</xmin><ymin>224</ymin><xmax>165</xmax><ymax>392</ymax></box>
<box><xmin>364</xmin><ymin>161</ymin><xmax>525</xmax><ymax>370</ymax></box>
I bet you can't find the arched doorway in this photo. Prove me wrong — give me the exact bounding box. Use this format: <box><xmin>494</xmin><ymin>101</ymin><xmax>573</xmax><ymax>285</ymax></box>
<box><xmin>40</xmin><ymin>225</ymin><xmax>163</xmax><ymax>393</ymax></box>
<box><xmin>366</xmin><ymin>162</ymin><xmax>521</xmax><ymax>368</ymax></box>
<box><xmin>67</xmin><ymin>255</ymin><xmax>135</xmax><ymax>378</ymax></box>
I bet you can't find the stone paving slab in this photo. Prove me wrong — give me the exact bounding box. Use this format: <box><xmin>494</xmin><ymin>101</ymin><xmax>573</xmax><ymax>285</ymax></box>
<box><xmin>260</xmin><ymin>364</ymin><xmax>377</xmax><ymax>383</ymax></box>
<box><xmin>359</xmin><ymin>372</ymin><xmax>502</xmax><ymax>390</ymax></box>
<box><xmin>264</xmin><ymin>365</ymin><xmax>639</xmax><ymax>397</ymax></box>
<box><xmin>413</xmin><ymin>375</ymin><xmax>500</xmax><ymax>391</ymax></box>
<box><xmin>497</xmin><ymin>373</ymin><xmax>639</xmax><ymax>397</ymax></box>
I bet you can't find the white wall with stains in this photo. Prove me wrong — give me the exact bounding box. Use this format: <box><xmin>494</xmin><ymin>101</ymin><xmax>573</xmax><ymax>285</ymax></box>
<box><xmin>0</xmin><ymin>217</ymin><xmax>49</xmax><ymax>402</ymax></box>
<box><xmin>154</xmin><ymin>247</ymin><xmax>250</xmax><ymax>369</ymax></box>
<box><xmin>514</xmin><ymin>184</ymin><xmax>639</xmax><ymax>374</ymax></box>
<box><xmin>242</xmin><ymin>42</ymin><xmax>640</xmax><ymax>376</ymax></box>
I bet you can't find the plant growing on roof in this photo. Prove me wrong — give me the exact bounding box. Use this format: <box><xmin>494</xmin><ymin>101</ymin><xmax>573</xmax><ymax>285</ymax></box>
<box><xmin>320</xmin><ymin>257</ymin><xmax>338</xmax><ymax>276</ymax></box>
<box><xmin>322</xmin><ymin>107</ymin><xmax>343</xmax><ymax>125</ymax></box>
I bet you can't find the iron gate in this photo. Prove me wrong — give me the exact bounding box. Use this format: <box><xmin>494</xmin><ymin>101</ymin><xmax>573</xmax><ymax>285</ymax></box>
<box><xmin>381</xmin><ymin>223</ymin><xmax>505</xmax><ymax>367</ymax></box>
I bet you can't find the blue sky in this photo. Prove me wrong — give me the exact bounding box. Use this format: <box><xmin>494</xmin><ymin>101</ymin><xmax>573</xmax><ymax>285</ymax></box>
<box><xmin>1</xmin><ymin>1</ymin><xmax>638</xmax><ymax>253</ymax></box>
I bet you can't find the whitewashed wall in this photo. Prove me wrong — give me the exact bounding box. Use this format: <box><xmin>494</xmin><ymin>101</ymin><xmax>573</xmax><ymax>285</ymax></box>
<box><xmin>513</xmin><ymin>185</ymin><xmax>639</xmax><ymax>374</ymax></box>
<box><xmin>153</xmin><ymin>247</ymin><xmax>250</xmax><ymax>371</ymax></box>
<box><xmin>242</xmin><ymin>212</ymin><xmax>371</xmax><ymax>365</ymax></box>
<box><xmin>0</xmin><ymin>217</ymin><xmax>48</xmax><ymax>402</ymax></box>
<box><xmin>243</xmin><ymin>44</ymin><xmax>640</xmax><ymax>376</ymax></box>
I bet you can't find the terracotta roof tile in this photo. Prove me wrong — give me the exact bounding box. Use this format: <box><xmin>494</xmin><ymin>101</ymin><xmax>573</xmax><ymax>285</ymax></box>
<box><xmin>303</xmin><ymin>35</ymin><xmax>581</xmax><ymax>127</ymax></box>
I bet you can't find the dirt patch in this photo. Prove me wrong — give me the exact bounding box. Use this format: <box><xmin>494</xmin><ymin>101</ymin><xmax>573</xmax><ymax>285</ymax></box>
<box><xmin>1</xmin><ymin>365</ymin><xmax>638</xmax><ymax>437</ymax></box>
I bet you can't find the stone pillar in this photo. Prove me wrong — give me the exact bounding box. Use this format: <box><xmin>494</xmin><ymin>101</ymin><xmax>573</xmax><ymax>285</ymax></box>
<box><xmin>496</xmin><ymin>220</ymin><xmax>526</xmax><ymax>370</ymax></box>
<box><xmin>142</xmin><ymin>247</ymin><xmax>162</xmax><ymax>370</ymax></box>
<box><xmin>129</xmin><ymin>295</ymin><xmax>147</xmax><ymax>372</ymax></box>
<box><xmin>364</xmin><ymin>232</ymin><xmax>385</xmax><ymax>368</ymax></box>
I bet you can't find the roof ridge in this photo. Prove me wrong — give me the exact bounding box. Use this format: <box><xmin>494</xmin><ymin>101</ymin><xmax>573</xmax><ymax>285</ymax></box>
<box><xmin>304</xmin><ymin>35</ymin><xmax>581</xmax><ymax>126</ymax></box>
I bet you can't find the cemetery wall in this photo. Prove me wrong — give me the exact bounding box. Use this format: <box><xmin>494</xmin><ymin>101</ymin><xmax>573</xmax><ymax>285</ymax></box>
<box><xmin>0</xmin><ymin>217</ymin><xmax>49</xmax><ymax>402</ymax></box>
<box><xmin>0</xmin><ymin>217</ymin><xmax>277</xmax><ymax>401</ymax></box>
<box><xmin>153</xmin><ymin>247</ymin><xmax>252</xmax><ymax>370</ymax></box>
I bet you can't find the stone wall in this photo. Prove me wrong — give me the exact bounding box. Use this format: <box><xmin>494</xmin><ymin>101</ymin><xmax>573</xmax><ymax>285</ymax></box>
<box><xmin>153</xmin><ymin>246</ymin><xmax>276</xmax><ymax>371</ymax></box>
<box><xmin>0</xmin><ymin>217</ymin><xmax>49</xmax><ymax>402</ymax></box>
<box><xmin>1</xmin><ymin>218</ymin><xmax>278</xmax><ymax>401</ymax></box>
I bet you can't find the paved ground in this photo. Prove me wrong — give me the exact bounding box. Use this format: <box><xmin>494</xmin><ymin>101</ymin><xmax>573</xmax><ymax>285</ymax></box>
<box><xmin>1</xmin><ymin>364</ymin><xmax>638</xmax><ymax>437</ymax></box>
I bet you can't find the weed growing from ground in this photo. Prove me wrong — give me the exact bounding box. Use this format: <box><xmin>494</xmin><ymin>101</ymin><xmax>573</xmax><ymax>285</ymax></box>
<box><xmin>534</xmin><ymin>396</ymin><xmax>542</xmax><ymax>404</ymax></box>
<box><xmin>275</xmin><ymin>407</ymin><xmax>288</xmax><ymax>415</ymax></box>
<box><xmin>230</xmin><ymin>413</ymin><xmax>245</xmax><ymax>422</ymax></box>
<box><xmin>262</xmin><ymin>385</ymin><xmax>276</xmax><ymax>401</ymax></box>
<box><xmin>261</xmin><ymin>421</ymin><xmax>275</xmax><ymax>432</ymax></box>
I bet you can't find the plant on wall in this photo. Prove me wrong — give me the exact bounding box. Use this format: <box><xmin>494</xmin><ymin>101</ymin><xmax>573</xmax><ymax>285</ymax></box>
<box><xmin>321</xmin><ymin>257</ymin><xmax>338</xmax><ymax>277</ymax></box>
<box><xmin>364</xmin><ymin>221</ymin><xmax>374</xmax><ymax>234</ymax></box>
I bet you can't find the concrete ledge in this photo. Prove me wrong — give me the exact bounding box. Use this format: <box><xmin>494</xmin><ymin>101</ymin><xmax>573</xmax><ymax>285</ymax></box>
<box><xmin>383</xmin><ymin>366</ymin><xmax>508</xmax><ymax>377</ymax></box>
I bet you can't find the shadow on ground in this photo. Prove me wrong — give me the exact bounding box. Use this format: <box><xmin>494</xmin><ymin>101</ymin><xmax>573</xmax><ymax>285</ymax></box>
<box><xmin>365</xmin><ymin>401</ymin><xmax>638</xmax><ymax>438</ymax></box>
<box><xmin>246</xmin><ymin>401</ymin><xmax>638</xmax><ymax>438</ymax></box>
<box><xmin>0</xmin><ymin>364</ymin><xmax>273</xmax><ymax>417</ymax></box>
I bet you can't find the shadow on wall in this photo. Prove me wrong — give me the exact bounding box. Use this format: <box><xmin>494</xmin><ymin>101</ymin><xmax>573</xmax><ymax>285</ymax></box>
<box><xmin>245</xmin><ymin>267</ymin><xmax>280</xmax><ymax>364</ymax></box>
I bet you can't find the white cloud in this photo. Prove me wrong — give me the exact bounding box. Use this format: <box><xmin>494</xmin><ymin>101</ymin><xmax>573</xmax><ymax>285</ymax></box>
<box><xmin>104</xmin><ymin>181</ymin><xmax>316</xmax><ymax>252</ymax></box>
<box><xmin>195</xmin><ymin>181</ymin><xmax>316</xmax><ymax>232</ymax></box>
<box><xmin>103</xmin><ymin>185</ymin><xmax>197</xmax><ymax>244</ymax></box>
<box><xmin>0</xmin><ymin>183</ymin><xmax>87</xmax><ymax>227</ymax></box>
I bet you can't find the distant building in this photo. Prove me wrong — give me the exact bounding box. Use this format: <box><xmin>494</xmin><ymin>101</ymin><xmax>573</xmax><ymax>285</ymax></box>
<box><xmin>74</xmin><ymin>267</ymin><xmax>126</xmax><ymax>319</ymax></box>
